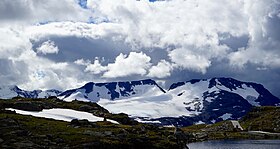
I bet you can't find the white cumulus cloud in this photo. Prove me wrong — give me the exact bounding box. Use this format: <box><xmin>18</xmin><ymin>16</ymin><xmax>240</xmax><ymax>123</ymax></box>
<box><xmin>148</xmin><ymin>60</ymin><xmax>173</xmax><ymax>78</ymax></box>
<box><xmin>229</xmin><ymin>0</ymin><xmax>280</xmax><ymax>68</ymax></box>
<box><xmin>103</xmin><ymin>52</ymin><xmax>152</xmax><ymax>78</ymax></box>
<box><xmin>168</xmin><ymin>48</ymin><xmax>211</xmax><ymax>74</ymax></box>
<box><xmin>36</xmin><ymin>40</ymin><xmax>59</xmax><ymax>55</ymax></box>
<box><xmin>75</xmin><ymin>58</ymin><xmax>108</xmax><ymax>75</ymax></box>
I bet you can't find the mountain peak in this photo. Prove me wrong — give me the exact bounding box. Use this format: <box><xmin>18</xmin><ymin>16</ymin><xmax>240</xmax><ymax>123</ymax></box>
<box><xmin>59</xmin><ymin>79</ymin><xmax>166</xmax><ymax>102</ymax></box>
<box><xmin>0</xmin><ymin>85</ymin><xmax>61</xmax><ymax>99</ymax></box>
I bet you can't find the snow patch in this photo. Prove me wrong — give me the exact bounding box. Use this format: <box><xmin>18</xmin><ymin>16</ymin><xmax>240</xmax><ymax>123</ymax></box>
<box><xmin>134</xmin><ymin>118</ymin><xmax>161</xmax><ymax>124</ymax></box>
<box><xmin>219</xmin><ymin>113</ymin><xmax>233</xmax><ymax>120</ymax></box>
<box><xmin>6</xmin><ymin>108</ymin><xmax>119</xmax><ymax>124</ymax></box>
<box><xmin>195</xmin><ymin>121</ymin><xmax>205</xmax><ymax>125</ymax></box>
<box><xmin>0</xmin><ymin>86</ymin><xmax>19</xmax><ymax>99</ymax></box>
<box><xmin>216</xmin><ymin>80</ymin><xmax>260</xmax><ymax>106</ymax></box>
<box><xmin>62</xmin><ymin>91</ymin><xmax>91</xmax><ymax>102</ymax></box>
<box><xmin>98</xmin><ymin>93</ymin><xmax>196</xmax><ymax>119</ymax></box>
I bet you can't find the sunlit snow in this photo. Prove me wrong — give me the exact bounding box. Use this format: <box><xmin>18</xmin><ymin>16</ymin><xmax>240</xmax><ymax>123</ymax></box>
<box><xmin>6</xmin><ymin>108</ymin><xmax>119</xmax><ymax>124</ymax></box>
<box><xmin>219</xmin><ymin>113</ymin><xmax>233</xmax><ymax>120</ymax></box>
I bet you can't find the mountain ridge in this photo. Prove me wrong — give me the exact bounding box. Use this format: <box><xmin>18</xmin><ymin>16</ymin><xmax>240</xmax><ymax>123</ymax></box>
<box><xmin>58</xmin><ymin>79</ymin><xmax>166</xmax><ymax>102</ymax></box>
<box><xmin>1</xmin><ymin>77</ymin><xmax>279</xmax><ymax>127</ymax></box>
<box><xmin>169</xmin><ymin>77</ymin><xmax>279</xmax><ymax>106</ymax></box>
<box><xmin>0</xmin><ymin>85</ymin><xmax>61</xmax><ymax>99</ymax></box>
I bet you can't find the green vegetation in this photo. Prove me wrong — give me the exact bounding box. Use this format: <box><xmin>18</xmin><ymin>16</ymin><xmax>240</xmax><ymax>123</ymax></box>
<box><xmin>240</xmin><ymin>106</ymin><xmax>280</xmax><ymax>132</ymax></box>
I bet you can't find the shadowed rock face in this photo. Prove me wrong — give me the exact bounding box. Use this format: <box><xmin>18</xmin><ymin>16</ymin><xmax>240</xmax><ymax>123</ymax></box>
<box><xmin>152</xmin><ymin>77</ymin><xmax>280</xmax><ymax>127</ymax></box>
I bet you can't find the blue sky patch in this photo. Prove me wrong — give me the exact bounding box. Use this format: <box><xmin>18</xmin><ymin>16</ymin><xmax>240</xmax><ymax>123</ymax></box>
<box><xmin>78</xmin><ymin>0</ymin><xmax>87</xmax><ymax>9</ymax></box>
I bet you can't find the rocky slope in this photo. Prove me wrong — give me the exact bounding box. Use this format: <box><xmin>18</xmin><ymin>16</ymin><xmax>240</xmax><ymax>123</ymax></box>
<box><xmin>240</xmin><ymin>106</ymin><xmax>280</xmax><ymax>132</ymax></box>
<box><xmin>183</xmin><ymin>106</ymin><xmax>280</xmax><ymax>142</ymax></box>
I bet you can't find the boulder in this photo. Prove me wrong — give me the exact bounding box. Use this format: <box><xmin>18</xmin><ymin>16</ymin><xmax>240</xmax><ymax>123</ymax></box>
<box><xmin>194</xmin><ymin>132</ymin><xmax>208</xmax><ymax>140</ymax></box>
<box><xmin>70</xmin><ymin>119</ymin><xmax>80</xmax><ymax>126</ymax></box>
<box><xmin>104</xmin><ymin>131</ymin><xmax>113</xmax><ymax>136</ymax></box>
<box><xmin>70</xmin><ymin>119</ymin><xmax>92</xmax><ymax>127</ymax></box>
<box><xmin>78</xmin><ymin>119</ymin><xmax>91</xmax><ymax>126</ymax></box>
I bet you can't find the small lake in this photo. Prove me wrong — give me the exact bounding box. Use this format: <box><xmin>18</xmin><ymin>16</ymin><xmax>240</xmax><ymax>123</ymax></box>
<box><xmin>187</xmin><ymin>140</ymin><xmax>280</xmax><ymax>149</ymax></box>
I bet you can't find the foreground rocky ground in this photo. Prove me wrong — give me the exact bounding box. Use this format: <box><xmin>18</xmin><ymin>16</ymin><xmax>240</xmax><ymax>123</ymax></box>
<box><xmin>183</xmin><ymin>106</ymin><xmax>280</xmax><ymax>142</ymax></box>
<box><xmin>0</xmin><ymin>97</ymin><xmax>280</xmax><ymax>148</ymax></box>
<box><xmin>0</xmin><ymin>97</ymin><xmax>192</xmax><ymax>149</ymax></box>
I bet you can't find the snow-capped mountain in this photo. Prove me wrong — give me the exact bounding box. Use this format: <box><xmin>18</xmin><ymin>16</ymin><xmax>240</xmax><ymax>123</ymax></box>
<box><xmin>151</xmin><ymin>77</ymin><xmax>280</xmax><ymax>126</ymax></box>
<box><xmin>58</xmin><ymin>79</ymin><xmax>166</xmax><ymax>102</ymax></box>
<box><xmin>1</xmin><ymin>77</ymin><xmax>279</xmax><ymax>127</ymax></box>
<box><xmin>0</xmin><ymin>85</ymin><xmax>61</xmax><ymax>99</ymax></box>
<box><xmin>169</xmin><ymin>77</ymin><xmax>280</xmax><ymax>106</ymax></box>
<box><xmin>97</xmin><ymin>77</ymin><xmax>280</xmax><ymax>126</ymax></box>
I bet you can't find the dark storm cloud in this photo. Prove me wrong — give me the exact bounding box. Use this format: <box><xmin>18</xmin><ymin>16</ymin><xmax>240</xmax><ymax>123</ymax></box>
<box><xmin>219</xmin><ymin>33</ymin><xmax>249</xmax><ymax>51</ymax></box>
<box><xmin>0</xmin><ymin>0</ymin><xmax>89</xmax><ymax>24</ymax></box>
<box><xmin>0</xmin><ymin>59</ymin><xmax>29</xmax><ymax>85</ymax></box>
<box><xmin>0</xmin><ymin>0</ymin><xmax>279</xmax><ymax>98</ymax></box>
<box><xmin>32</xmin><ymin>36</ymin><xmax>132</xmax><ymax>63</ymax></box>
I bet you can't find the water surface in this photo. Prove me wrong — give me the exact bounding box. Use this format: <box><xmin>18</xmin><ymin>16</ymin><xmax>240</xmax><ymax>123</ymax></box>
<box><xmin>187</xmin><ymin>140</ymin><xmax>280</xmax><ymax>149</ymax></box>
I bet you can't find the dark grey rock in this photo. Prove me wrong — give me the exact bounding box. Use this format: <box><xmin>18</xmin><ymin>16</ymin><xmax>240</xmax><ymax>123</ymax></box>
<box><xmin>79</xmin><ymin>119</ymin><xmax>91</xmax><ymax>125</ymax></box>
<box><xmin>13</xmin><ymin>140</ymin><xmax>35</xmax><ymax>148</ymax></box>
<box><xmin>194</xmin><ymin>132</ymin><xmax>208</xmax><ymax>139</ymax></box>
<box><xmin>104</xmin><ymin>131</ymin><xmax>113</xmax><ymax>136</ymax></box>
<box><xmin>70</xmin><ymin>119</ymin><xmax>79</xmax><ymax>126</ymax></box>
<box><xmin>55</xmin><ymin>138</ymin><xmax>64</xmax><ymax>143</ymax></box>
<box><xmin>70</xmin><ymin>119</ymin><xmax>91</xmax><ymax>127</ymax></box>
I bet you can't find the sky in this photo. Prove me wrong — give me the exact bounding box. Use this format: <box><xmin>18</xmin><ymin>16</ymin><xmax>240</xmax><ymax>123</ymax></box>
<box><xmin>0</xmin><ymin>0</ymin><xmax>279</xmax><ymax>97</ymax></box>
